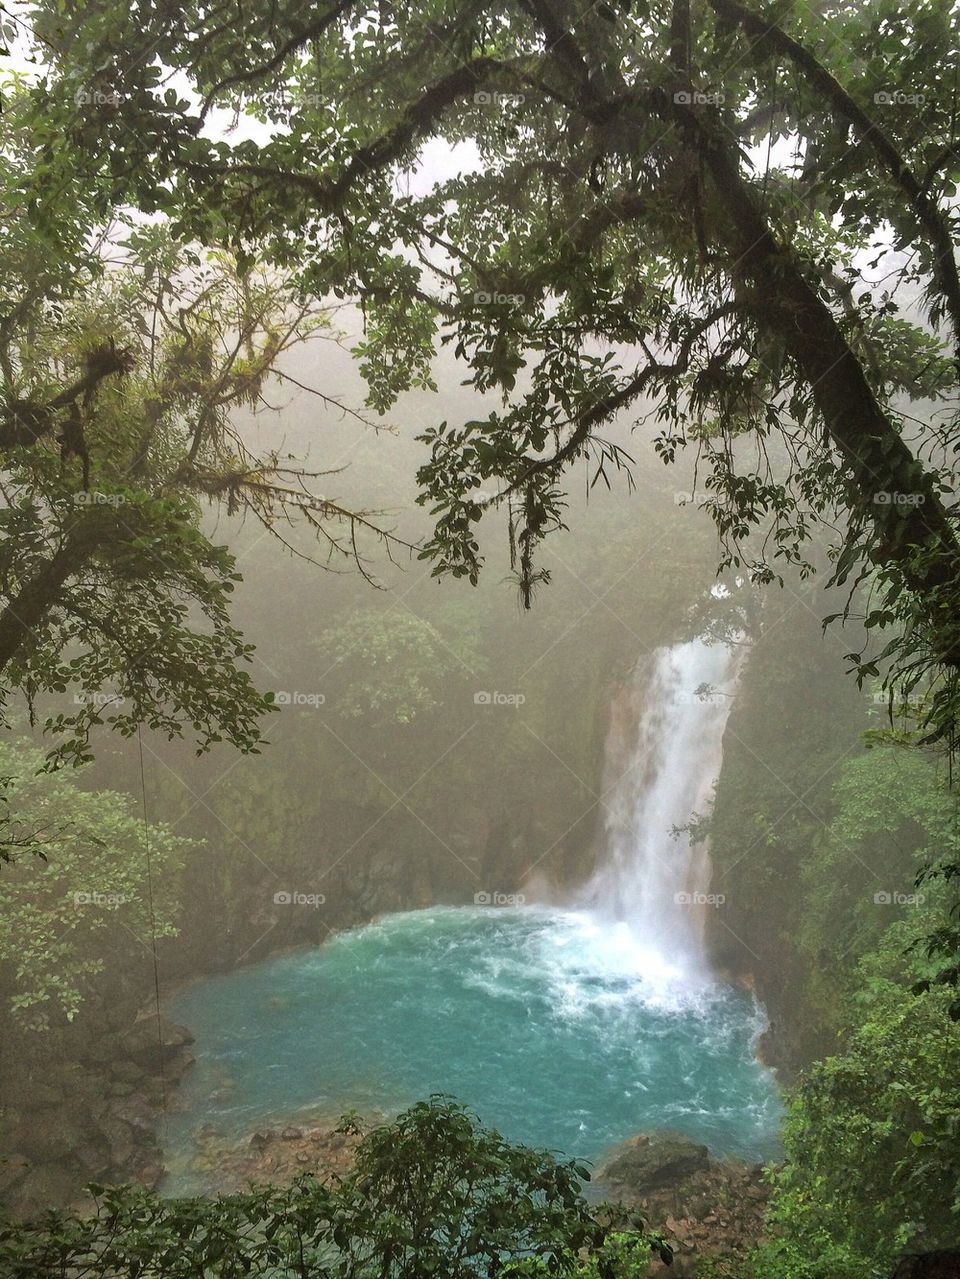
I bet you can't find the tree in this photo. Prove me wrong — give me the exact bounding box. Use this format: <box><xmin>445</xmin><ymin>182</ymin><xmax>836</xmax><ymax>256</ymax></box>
<box><xmin>0</xmin><ymin>82</ymin><xmax>407</xmax><ymax>765</ymax></box>
<box><xmin>0</xmin><ymin>1096</ymin><xmax>669</xmax><ymax>1276</ymax></box>
<box><xmin>315</xmin><ymin>608</ymin><xmax>478</xmax><ymax>725</ymax></box>
<box><xmin>0</xmin><ymin>735</ymin><xmax>192</xmax><ymax>1030</ymax></box>
<box><xmin>796</xmin><ymin>746</ymin><xmax>960</xmax><ymax>1034</ymax></box>
<box><xmin>20</xmin><ymin>0</ymin><xmax>960</xmax><ymax>743</ymax></box>
<box><xmin>738</xmin><ymin>918</ymin><xmax>960</xmax><ymax>1278</ymax></box>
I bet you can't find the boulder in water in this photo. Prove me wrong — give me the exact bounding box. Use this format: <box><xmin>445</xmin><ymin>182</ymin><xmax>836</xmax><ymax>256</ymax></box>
<box><xmin>599</xmin><ymin>1130</ymin><xmax>709</xmax><ymax>1191</ymax></box>
<box><xmin>117</xmin><ymin>1015</ymin><xmax>194</xmax><ymax>1068</ymax></box>
<box><xmin>595</xmin><ymin>1133</ymin><xmax>770</xmax><ymax>1278</ymax></box>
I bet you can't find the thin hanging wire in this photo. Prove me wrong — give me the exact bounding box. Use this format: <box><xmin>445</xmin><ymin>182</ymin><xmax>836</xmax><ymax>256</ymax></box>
<box><xmin>137</xmin><ymin>723</ymin><xmax>168</xmax><ymax>1121</ymax></box>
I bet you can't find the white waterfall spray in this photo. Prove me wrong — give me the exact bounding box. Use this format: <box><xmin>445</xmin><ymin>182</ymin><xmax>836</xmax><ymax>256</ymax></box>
<box><xmin>581</xmin><ymin>637</ymin><xmax>745</xmax><ymax>986</ymax></box>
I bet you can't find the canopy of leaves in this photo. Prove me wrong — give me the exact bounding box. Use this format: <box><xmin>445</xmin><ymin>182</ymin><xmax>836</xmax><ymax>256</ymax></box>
<box><xmin>20</xmin><ymin>0</ymin><xmax>960</xmax><ymax>745</ymax></box>
<box><xmin>0</xmin><ymin>82</ymin><xmax>407</xmax><ymax>765</ymax></box>
<box><xmin>741</xmin><ymin>934</ymin><xmax>960</xmax><ymax>1278</ymax></box>
<box><xmin>796</xmin><ymin>746</ymin><xmax>960</xmax><ymax>1030</ymax></box>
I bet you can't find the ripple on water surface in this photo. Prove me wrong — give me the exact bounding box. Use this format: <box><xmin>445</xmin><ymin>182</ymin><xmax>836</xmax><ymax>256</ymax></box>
<box><xmin>164</xmin><ymin>906</ymin><xmax>783</xmax><ymax>1192</ymax></box>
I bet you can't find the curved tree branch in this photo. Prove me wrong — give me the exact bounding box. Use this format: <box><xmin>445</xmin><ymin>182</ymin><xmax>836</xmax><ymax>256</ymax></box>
<box><xmin>710</xmin><ymin>0</ymin><xmax>960</xmax><ymax>362</ymax></box>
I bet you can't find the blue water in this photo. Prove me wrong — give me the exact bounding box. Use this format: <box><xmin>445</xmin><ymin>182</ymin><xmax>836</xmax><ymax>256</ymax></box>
<box><xmin>164</xmin><ymin>905</ymin><xmax>782</xmax><ymax>1190</ymax></box>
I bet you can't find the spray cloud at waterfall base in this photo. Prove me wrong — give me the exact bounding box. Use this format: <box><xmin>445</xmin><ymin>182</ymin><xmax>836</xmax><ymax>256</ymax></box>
<box><xmin>163</xmin><ymin>637</ymin><xmax>781</xmax><ymax>1193</ymax></box>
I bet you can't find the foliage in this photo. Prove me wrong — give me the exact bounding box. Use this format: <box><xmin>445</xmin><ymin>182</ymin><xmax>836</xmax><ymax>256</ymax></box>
<box><xmin>0</xmin><ymin>1097</ymin><xmax>669</xmax><ymax>1277</ymax></box>
<box><xmin>0</xmin><ymin>735</ymin><xmax>191</xmax><ymax>1029</ymax></box>
<box><xmin>314</xmin><ymin>608</ymin><xmax>478</xmax><ymax>725</ymax></box>
<box><xmin>732</xmin><ymin>904</ymin><xmax>960</xmax><ymax>1279</ymax></box>
<box><xmin>21</xmin><ymin>0</ymin><xmax>960</xmax><ymax>744</ymax></box>
<box><xmin>0</xmin><ymin>81</ymin><xmax>404</xmax><ymax>766</ymax></box>
<box><xmin>797</xmin><ymin>746</ymin><xmax>959</xmax><ymax>1035</ymax></box>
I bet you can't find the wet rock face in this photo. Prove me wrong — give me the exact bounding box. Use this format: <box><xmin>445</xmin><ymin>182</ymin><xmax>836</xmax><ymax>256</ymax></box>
<box><xmin>0</xmin><ymin>1018</ymin><xmax>197</xmax><ymax>1218</ymax></box>
<box><xmin>116</xmin><ymin>1015</ymin><xmax>195</xmax><ymax>1071</ymax></box>
<box><xmin>598</xmin><ymin>1131</ymin><xmax>710</xmax><ymax>1191</ymax></box>
<box><xmin>595</xmin><ymin>1130</ymin><xmax>771</xmax><ymax>1278</ymax></box>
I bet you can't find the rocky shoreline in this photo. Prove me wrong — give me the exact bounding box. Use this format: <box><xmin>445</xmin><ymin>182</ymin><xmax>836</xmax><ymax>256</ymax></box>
<box><xmin>165</xmin><ymin>1109</ymin><xmax>368</xmax><ymax>1196</ymax></box>
<box><xmin>1</xmin><ymin>1008</ymin><xmax>775</xmax><ymax>1273</ymax></box>
<box><xmin>0</xmin><ymin>1011</ymin><xmax>196</xmax><ymax>1217</ymax></box>
<box><xmin>0</xmin><ymin>891</ymin><xmax>785</xmax><ymax>1272</ymax></box>
<box><xmin>157</xmin><ymin>1114</ymin><xmax>772</xmax><ymax>1273</ymax></box>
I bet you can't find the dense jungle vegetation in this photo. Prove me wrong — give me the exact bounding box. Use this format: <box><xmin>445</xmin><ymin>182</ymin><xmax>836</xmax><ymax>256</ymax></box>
<box><xmin>0</xmin><ymin>0</ymin><xmax>959</xmax><ymax>1275</ymax></box>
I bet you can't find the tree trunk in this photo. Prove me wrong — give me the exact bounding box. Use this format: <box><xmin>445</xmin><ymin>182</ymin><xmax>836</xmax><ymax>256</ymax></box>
<box><xmin>690</xmin><ymin>116</ymin><xmax>960</xmax><ymax>664</ymax></box>
<box><xmin>0</xmin><ymin>516</ymin><xmax>111</xmax><ymax>675</ymax></box>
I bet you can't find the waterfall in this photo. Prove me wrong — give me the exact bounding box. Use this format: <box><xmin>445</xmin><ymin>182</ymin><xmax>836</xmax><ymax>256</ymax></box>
<box><xmin>583</xmin><ymin>637</ymin><xmax>745</xmax><ymax>985</ymax></box>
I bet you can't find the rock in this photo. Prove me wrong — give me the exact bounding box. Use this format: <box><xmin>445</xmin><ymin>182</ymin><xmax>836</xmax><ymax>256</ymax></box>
<box><xmin>111</xmin><ymin>1095</ymin><xmax>157</xmax><ymax>1134</ymax></box>
<box><xmin>249</xmin><ymin>1131</ymin><xmax>274</xmax><ymax>1150</ymax></box>
<box><xmin>0</xmin><ymin>1153</ymin><xmax>30</xmax><ymax>1194</ymax></box>
<box><xmin>83</xmin><ymin>1039</ymin><xmax>116</xmax><ymax>1066</ymax></box>
<box><xmin>97</xmin><ymin>1117</ymin><xmax>136</xmax><ymax>1167</ymax></box>
<box><xmin>593</xmin><ymin>1129</ymin><xmax>771</xmax><ymax>1277</ymax></box>
<box><xmin>280</xmin><ymin>1126</ymin><xmax>303</xmax><ymax>1140</ymax></box>
<box><xmin>138</xmin><ymin>1161</ymin><xmax>165</xmax><ymax>1190</ymax></box>
<box><xmin>26</xmin><ymin>1083</ymin><xmax>66</xmax><ymax>1109</ymax></box>
<box><xmin>42</xmin><ymin>1064</ymin><xmax>85</xmax><ymax>1090</ymax></box>
<box><xmin>74</xmin><ymin>1137</ymin><xmax>114</xmax><ymax>1179</ymax></box>
<box><xmin>118</xmin><ymin>1016</ymin><xmax>194</xmax><ymax>1070</ymax></box>
<box><xmin>599</xmin><ymin>1130</ymin><xmax>710</xmax><ymax>1192</ymax></box>
<box><xmin>110</xmin><ymin>1060</ymin><xmax>147</xmax><ymax>1084</ymax></box>
<box><xmin>12</xmin><ymin>1112</ymin><xmax>90</xmax><ymax>1162</ymax></box>
<box><xmin>163</xmin><ymin>1051</ymin><xmax>196</xmax><ymax>1085</ymax></box>
<box><xmin>6</xmin><ymin>1163</ymin><xmax>78</xmax><ymax>1217</ymax></box>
